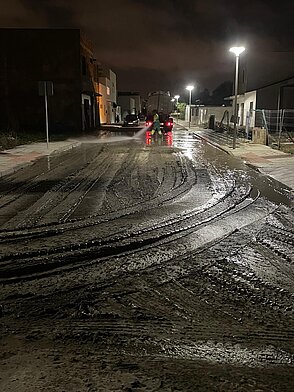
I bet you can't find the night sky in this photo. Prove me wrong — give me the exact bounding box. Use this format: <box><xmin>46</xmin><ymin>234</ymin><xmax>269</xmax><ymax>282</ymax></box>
<box><xmin>1</xmin><ymin>0</ymin><xmax>294</xmax><ymax>99</ymax></box>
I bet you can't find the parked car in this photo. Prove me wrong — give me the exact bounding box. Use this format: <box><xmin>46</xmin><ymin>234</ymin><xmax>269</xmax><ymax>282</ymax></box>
<box><xmin>123</xmin><ymin>114</ymin><xmax>140</xmax><ymax>126</ymax></box>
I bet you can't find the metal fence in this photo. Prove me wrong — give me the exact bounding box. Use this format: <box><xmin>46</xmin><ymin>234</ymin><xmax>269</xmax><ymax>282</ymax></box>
<box><xmin>254</xmin><ymin>109</ymin><xmax>294</xmax><ymax>149</ymax></box>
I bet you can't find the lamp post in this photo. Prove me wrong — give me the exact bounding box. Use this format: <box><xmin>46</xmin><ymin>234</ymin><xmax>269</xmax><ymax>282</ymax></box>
<box><xmin>229</xmin><ymin>46</ymin><xmax>245</xmax><ymax>149</ymax></box>
<box><xmin>186</xmin><ymin>85</ymin><xmax>194</xmax><ymax>128</ymax></box>
<box><xmin>174</xmin><ymin>95</ymin><xmax>180</xmax><ymax>122</ymax></box>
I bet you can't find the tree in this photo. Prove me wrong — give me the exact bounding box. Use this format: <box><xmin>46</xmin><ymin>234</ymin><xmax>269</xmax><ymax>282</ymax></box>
<box><xmin>177</xmin><ymin>102</ymin><xmax>186</xmax><ymax>120</ymax></box>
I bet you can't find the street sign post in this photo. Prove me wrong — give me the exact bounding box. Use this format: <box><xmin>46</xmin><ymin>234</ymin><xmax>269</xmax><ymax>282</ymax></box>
<box><xmin>38</xmin><ymin>81</ymin><xmax>53</xmax><ymax>149</ymax></box>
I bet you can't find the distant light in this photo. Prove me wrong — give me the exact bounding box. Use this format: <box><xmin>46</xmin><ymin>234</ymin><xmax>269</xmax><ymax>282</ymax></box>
<box><xmin>171</xmin><ymin>98</ymin><xmax>175</xmax><ymax>102</ymax></box>
<box><xmin>229</xmin><ymin>46</ymin><xmax>245</xmax><ymax>56</ymax></box>
<box><xmin>174</xmin><ymin>95</ymin><xmax>180</xmax><ymax>99</ymax></box>
<box><xmin>186</xmin><ymin>85</ymin><xmax>194</xmax><ymax>91</ymax></box>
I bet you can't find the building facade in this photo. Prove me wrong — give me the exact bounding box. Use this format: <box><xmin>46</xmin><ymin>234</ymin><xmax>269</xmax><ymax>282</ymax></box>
<box><xmin>0</xmin><ymin>28</ymin><xmax>99</xmax><ymax>134</ymax></box>
<box><xmin>117</xmin><ymin>92</ymin><xmax>141</xmax><ymax>120</ymax></box>
<box><xmin>228</xmin><ymin>76</ymin><xmax>294</xmax><ymax>128</ymax></box>
<box><xmin>96</xmin><ymin>64</ymin><xmax>117</xmax><ymax>124</ymax></box>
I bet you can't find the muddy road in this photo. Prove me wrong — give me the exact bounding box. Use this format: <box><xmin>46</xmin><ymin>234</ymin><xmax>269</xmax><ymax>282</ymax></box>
<box><xmin>0</xmin><ymin>126</ymin><xmax>293</xmax><ymax>391</ymax></box>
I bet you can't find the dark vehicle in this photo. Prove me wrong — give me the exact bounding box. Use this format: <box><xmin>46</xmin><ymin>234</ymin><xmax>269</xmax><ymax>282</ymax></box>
<box><xmin>145</xmin><ymin>114</ymin><xmax>174</xmax><ymax>133</ymax></box>
<box><xmin>123</xmin><ymin>114</ymin><xmax>140</xmax><ymax>126</ymax></box>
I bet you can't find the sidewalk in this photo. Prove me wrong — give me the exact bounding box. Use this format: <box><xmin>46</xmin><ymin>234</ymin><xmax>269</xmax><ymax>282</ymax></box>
<box><xmin>177</xmin><ymin>120</ymin><xmax>294</xmax><ymax>191</ymax></box>
<box><xmin>0</xmin><ymin>139</ymin><xmax>81</xmax><ymax>177</ymax></box>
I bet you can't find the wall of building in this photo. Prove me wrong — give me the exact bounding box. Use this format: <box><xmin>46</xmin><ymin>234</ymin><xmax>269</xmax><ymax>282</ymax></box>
<box><xmin>98</xmin><ymin>83</ymin><xmax>107</xmax><ymax>124</ymax></box>
<box><xmin>256</xmin><ymin>77</ymin><xmax>294</xmax><ymax>110</ymax></box>
<box><xmin>243</xmin><ymin>91</ymin><xmax>256</xmax><ymax>127</ymax></box>
<box><xmin>186</xmin><ymin>105</ymin><xmax>232</xmax><ymax>126</ymax></box>
<box><xmin>96</xmin><ymin>65</ymin><xmax>117</xmax><ymax>124</ymax></box>
<box><xmin>0</xmin><ymin>28</ymin><xmax>85</xmax><ymax>133</ymax></box>
<box><xmin>109</xmin><ymin>69</ymin><xmax>117</xmax><ymax>105</ymax></box>
<box><xmin>118</xmin><ymin>93</ymin><xmax>141</xmax><ymax>118</ymax></box>
<box><xmin>80</xmin><ymin>32</ymin><xmax>98</xmax><ymax>130</ymax></box>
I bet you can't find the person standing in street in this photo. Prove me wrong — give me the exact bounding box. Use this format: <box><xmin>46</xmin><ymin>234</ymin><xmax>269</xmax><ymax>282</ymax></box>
<box><xmin>151</xmin><ymin>112</ymin><xmax>161</xmax><ymax>135</ymax></box>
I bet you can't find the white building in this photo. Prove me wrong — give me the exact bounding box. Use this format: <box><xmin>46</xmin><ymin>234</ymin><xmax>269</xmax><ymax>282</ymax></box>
<box><xmin>185</xmin><ymin>105</ymin><xmax>233</xmax><ymax>127</ymax></box>
<box><xmin>96</xmin><ymin>64</ymin><xmax>117</xmax><ymax>124</ymax></box>
<box><xmin>226</xmin><ymin>76</ymin><xmax>294</xmax><ymax>128</ymax></box>
<box><xmin>117</xmin><ymin>92</ymin><xmax>141</xmax><ymax>119</ymax></box>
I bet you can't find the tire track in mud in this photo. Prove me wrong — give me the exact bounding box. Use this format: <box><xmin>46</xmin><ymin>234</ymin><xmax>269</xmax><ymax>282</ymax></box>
<box><xmin>0</xmin><ymin>147</ymin><xmax>196</xmax><ymax>240</ymax></box>
<box><xmin>0</xmin><ymin>145</ymin><xmax>102</xmax><ymax>226</ymax></box>
<box><xmin>1</xmin><ymin>204</ymin><xmax>293</xmax><ymax>370</ymax></box>
<box><xmin>0</xmin><ymin>193</ymin><xmax>276</xmax><ymax>283</ymax></box>
<box><xmin>4</xmin><ymin>215</ymin><xmax>293</xmax><ymax>368</ymax></box>
<box><xmin>0</xmin><ymin>182</ymin><xmax>259</xmax><ymax>280</ymax></box>
<box><xmin>0</xmin><ymin>163</ymin><xmax>234</xmax><ymax>249</ymax></box>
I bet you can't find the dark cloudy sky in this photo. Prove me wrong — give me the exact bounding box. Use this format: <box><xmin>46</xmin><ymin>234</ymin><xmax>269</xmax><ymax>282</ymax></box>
<box><xmin>1</xmin><ymin>0</ymin><xmax>294</xmax><ymax>99</ymax></box>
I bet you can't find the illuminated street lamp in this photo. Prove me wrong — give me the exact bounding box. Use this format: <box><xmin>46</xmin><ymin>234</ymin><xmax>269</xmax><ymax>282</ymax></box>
<box><xmin>229</xmin><ymin>46</ymin><xmax>245</xmax><ymax>149</ymax></box>
<box><xmin>186</xmin><ymin>85</ymin><xmax>194</xmax><ymax>128</ymax></box>
<box><xmin>174</xmin><ymin>95</ymin><xmax>180</xmax><ymax>122</ymax></box>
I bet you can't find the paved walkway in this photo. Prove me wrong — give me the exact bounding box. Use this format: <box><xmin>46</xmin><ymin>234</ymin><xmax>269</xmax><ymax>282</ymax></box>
<box><xmin>0</xmin><ymin>139</ymin><xmax>81</xmax><ymax>177</ymax></box>
<box><xmin>177</xmin><ymin>120</ymin><xmax>294</xmax><ymax>191</ymax></box>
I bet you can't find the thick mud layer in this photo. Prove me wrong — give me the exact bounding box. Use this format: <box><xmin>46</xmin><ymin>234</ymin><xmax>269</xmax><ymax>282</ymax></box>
<box><xmin>0</xmin><ymin>128</ymin><xmax>293</xmax><ymax>391</ymax></box>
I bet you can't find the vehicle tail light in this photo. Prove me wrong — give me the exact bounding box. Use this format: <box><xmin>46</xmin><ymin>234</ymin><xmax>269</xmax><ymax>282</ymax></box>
<box><xmin>166</xmin><ymin>122</ymin><xmax>171</xmax><ymax>126</ymax></box>
<box><xmin>146</xmin><ymin>121</ymin><xmax>152</xmax><ymax>126</ymax></box>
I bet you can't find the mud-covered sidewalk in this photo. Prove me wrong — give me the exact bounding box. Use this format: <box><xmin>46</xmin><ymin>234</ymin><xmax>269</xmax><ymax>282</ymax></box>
<box><xmin>177</xmin><ymin>119</ymin><xmax>294</xmax><ymax>191</ymax></box>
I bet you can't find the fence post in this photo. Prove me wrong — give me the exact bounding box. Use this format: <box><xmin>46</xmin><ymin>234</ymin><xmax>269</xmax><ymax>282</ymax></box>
<box><xmin>278</xmin><ymin>109</ymin><xmax>285</xmax><ymax>150</ymax></box>
<box><xmin>261</xmin><ymin>110</ymin><xmax>269</xmax><ymax>145</ymax></box>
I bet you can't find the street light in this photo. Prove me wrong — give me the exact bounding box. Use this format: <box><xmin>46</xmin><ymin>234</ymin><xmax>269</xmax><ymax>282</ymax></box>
<box><xmin>186</xmin><ymin>85</ymin><xmax>194</xmax><ymax>128</ymax></box>
<box><xmin>229</xmin><ymin>46</ymin><xmax>245</xmax><ymax>149</ymax></box>
<box><xmin>174</xmin><ymin>95</ymin><xmax>180</xmax><ymax>122</ymax></box>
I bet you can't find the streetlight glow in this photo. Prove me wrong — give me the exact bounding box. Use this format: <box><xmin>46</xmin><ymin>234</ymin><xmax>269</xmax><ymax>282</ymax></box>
<box><xmin>229</xmin><ymin>46</ymin><xmax>245</xmax><ymax>56</ymax></box>
<box><xmin>229</xmin><ymin>46</ymin><xmax>246</xmax><ymax>149</ymax></box>
<box><xmin>174</xmin><ymin>95</ymin><xmax>180</xmax><ymax>100</ymax></box>
<box><xmin>186</xmin><ymin>85</ymin><xmax>194</xmax><ymax>128</ymax></box>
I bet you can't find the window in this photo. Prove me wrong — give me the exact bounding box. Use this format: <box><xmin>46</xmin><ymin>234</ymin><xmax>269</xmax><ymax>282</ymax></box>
<box><xmin>249</xmin><ymin>101</ymin><xmax>253</xmax><ymax>112</ymax></box>
<box><xmin>107</xmin><ymin>87</ymin><xmax>110</xmax><ymax>95</ymax></box>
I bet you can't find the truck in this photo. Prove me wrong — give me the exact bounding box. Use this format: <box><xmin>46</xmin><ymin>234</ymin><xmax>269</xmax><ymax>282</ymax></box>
<box><xmin>146</xmin><ymin>91</ymin><xmax>174</xmax><ymax>132</ymax></box>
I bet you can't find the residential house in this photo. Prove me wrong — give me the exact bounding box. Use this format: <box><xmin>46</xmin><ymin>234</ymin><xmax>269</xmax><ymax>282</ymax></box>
<box><xmin>117</xmin><ymin>92</ymin><xmax>141</xmax><ymax>120</ymax></box>
<box><xmin>227</xmin><ymin>76</ymin><xmax>294</xmax><ymax>128</ymax></box>
<box><xmin>96</xmin><ymin>64</ymin><xmax>117</xmax><ymax>124</ymax></box>
<box><xmin>0</xmin><ymin>28</ymin><xmax>99</xmax><ymax>133</ymax></box>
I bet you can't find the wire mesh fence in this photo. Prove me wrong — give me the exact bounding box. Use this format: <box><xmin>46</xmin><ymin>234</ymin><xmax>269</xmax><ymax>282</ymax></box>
<box><xmin>254</xmin><ymin>109</ymin><xmax>294</xmax><ymax>150</ymax></box>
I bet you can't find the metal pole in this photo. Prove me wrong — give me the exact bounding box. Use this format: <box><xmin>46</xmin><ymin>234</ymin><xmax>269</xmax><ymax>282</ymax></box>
<box><xmin>188</xmin><ymin>90</ymin><xmax>192</xmax><ymax>128</ymax></box>
<box><xmin>233</xmin><ymin>54</ymin><xmax>239</xmax><ymax>149</ymax></box>
<box><xmin>278</xmin><ymin>109</ymin><xmax>285</xmax><ymax>150</ymax></box>
<box><xmin>44</xmin><ymin>81</ymin><xmax>49</xmax><ymax>149</ymax></box>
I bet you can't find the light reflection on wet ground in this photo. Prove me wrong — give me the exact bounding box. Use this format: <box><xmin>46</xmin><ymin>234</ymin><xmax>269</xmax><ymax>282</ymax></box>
<box><xmin>97</xmin><ymin>125</ymin><xmax>291</xmax><ymax>206</ymax></box>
